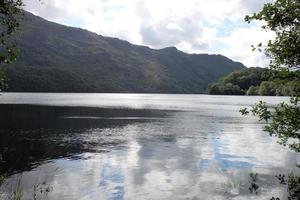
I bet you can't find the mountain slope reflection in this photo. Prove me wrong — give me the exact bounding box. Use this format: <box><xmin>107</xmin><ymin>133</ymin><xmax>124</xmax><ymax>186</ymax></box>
<box><xmin>0</xmin><ymin>105</ymin><xmax>171</xmax><ymax>174</ymax></box>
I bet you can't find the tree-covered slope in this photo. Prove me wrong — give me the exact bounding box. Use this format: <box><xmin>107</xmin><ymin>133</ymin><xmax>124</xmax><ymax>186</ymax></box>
<box><xmin>208</xmin><ymin>67</ymin><xmax>300</xmax><ymax>96</ymax></box>
<box><xmin>3</xmin><ymin>12</ymin><xmax>245</xmax><ymax>93</ymax></box>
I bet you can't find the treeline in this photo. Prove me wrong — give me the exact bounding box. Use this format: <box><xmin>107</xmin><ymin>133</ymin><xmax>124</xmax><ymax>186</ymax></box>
<box><xmin>207</xmin><ymin>67</ymin><xmax>300</xmax><ymax>96</ymax></box>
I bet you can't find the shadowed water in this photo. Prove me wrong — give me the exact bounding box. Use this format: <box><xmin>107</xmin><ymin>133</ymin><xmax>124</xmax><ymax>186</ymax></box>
<box><xmin>0</xmin><ymin>93</ymin><xmax>299</xmax><ymax>199</ymax></box>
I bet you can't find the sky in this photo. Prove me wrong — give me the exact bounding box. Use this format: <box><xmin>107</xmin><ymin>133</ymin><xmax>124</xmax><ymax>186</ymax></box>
<box><xmin>23</xmin><ymin>0</ymin><xmax>275</xmax><ymax>67</ymax></box>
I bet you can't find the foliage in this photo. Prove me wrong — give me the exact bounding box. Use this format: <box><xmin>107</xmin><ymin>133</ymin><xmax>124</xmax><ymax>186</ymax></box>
<box><xmin>0</xmin><ymin>175</ymin><xmax>5</xmax><ymax>186</ymax></box>
<box><xmin>243</xmin><ymin>1</ymin><xmax>300</xmax><ymax>199</ymax></box>
<box><xmin>0</xmin><ymin>1</ymin><xmax>23</xmax><ymax>196</ymax></box>
<box><xmin>0</xmin><ymin>176</ymin><xmax>23</xmax><ymax>200</ymax></box>
<box><xmin>208</xmin><ymin>67</ymin><xmax>267</xmax><ymax>95</ymax></box>
<box><xmin>276</xmin><ymin>80</ymin><xmax>300</xmax><ymax>96</ymax></box>
<box><xmin>258</xmin><ymin>81</ymin><xmax>277</xmax><ymax>96</ymax></box>
<box><xmin>32</xmin><ymin>182</ymin><xmax>53</xmax><ymax>200</ymax></box>
<box><xmin>241</xmin><ymin>97</ymin><xmax>300</xmax><ymax>152</ymax></box>
<box><xmin>208</xmin><ymin>82</ymin><xmax>243</xmax><ymax>95</ymax></box>
<box><xmin>0</xmin><ymin>0</ymin><xmax>24</xmax><ymax>91</ymax></box>
<box><xmin>245</xmin><ymin>0</ymin><xmax>300</xmax><ymax>69</ymax></box>
<box><xmin>0</xmin><ymin>176</ymin><xmax>53</xmax><ymax>200</ymax></box>
<box><xmin>250</xmin><ymin>172</ymin><xmax>300</xmax><ymax>200</ymax></box>
<box><xmin>0</xmin><ymin>69</ymin><xmax>7</xmax><ymax>92</ymax></box>
<box><xmin>0</xmin><ymin>0</ymin><xmax>23</xmax><ymax>64</ymax></box>
<box><xmin>11</xmin><ymin>178</ymin><xmax>23</xmax><ymax>200</ymax></box>
<box><xmin>242</xmin><ymin>0</ymin><xmax>300</xmax><ymax>151</ymax></box>
<box><xmin>246</xmin><ymin>85</ymin><xmax>259</xmax><ymax>96</ymax></box>
<box><xmin>208</xmin><ymin>67</ymin><xmax>300</xmax><ymax>96</ymax></box>
<box><xmin>275</xmin><ymin>173</ymin><xmax>300</xmax><ymax>199</ymax></box>
<box><xmin>248</xmin><ymin>173</ymin><xmax>259</xmax><ymax>194</ymax></box>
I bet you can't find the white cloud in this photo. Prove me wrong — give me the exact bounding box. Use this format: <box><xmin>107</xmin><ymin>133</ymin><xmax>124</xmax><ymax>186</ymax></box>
<box><xmin>23</xmin><ymin>0</ymin><xmax>274</xmax><ymax>67</ymax></box>
<box><xmin>216</xmin><ymin>27</ymin><xmax>275</xmax><ymax>67</ymax></box>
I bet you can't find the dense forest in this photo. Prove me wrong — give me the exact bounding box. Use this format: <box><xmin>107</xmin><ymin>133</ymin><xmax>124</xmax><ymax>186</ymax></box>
<box><xmin>207</xmin><ymin>67</ymin><xmax>300</xmax><ymax>96</ymax></box>
<box><xmin>2</xmin><ymin>11</ymin><xmax>245</xmax><ymax>94</ymax></box>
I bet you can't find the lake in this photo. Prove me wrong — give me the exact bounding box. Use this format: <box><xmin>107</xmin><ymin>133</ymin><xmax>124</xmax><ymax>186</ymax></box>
<box><xmin>0</xmin><ymin>93</ymin><xmax>299</xmax><ymax>200</ymax></box>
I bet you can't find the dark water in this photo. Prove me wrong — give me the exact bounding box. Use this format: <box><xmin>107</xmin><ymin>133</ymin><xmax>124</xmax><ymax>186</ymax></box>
<box><xmin>0</xmin><ymin>93</ymin><xmax>299</xmax><ymax>200</ymax></box>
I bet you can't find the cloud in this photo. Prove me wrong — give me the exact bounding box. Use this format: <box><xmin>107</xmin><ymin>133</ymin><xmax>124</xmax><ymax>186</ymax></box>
<box><xmin>216</xmin><ymin>27</ymin><xmax>275</xmax><ymax>67</ymax></box>
<box><xmin>23</xmin><ymin>0</ymin><xmax>274</xmax><ymax>67</ymax></box>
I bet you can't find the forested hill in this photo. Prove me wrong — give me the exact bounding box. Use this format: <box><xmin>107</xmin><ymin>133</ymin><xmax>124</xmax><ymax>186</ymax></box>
<box><xmin>208</xmin><ymin>67</ymin><xmax>300</xmax><ymax>96</ymax></box>
<box><xmin>3</xmin><ymin>11</ymin><xmax>245</xmax><ymax>93</ymax></box>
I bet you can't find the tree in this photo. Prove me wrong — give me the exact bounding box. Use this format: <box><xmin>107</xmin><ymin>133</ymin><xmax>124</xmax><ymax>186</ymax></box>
<box><xmin>207</xmin><ymin>83</ymin><xmax>220</xmax><ymax>94</ymax></box>
<box><xmin>0</xmin><ymin>0</ymin><xmax>24</xmax><ymax>91</ymax></box>
<box><xmin>258</xmin><ymin>81</ymin><xmax>277</xmax><ymax>96</ymax></box>
<box><xmin>241</xmin><ymin>98</ymin><xmax>300</xmax><ymax>152</ymax></box>
<box><xmin>207</xmin><ymin>67</ymin><xmax>273</xmax><ymax>95</ymax></box>
<box><xmin>241</xmin><ymin>1</ymin><xmax>300</xmax><ymax>198</ymax></box>
<box><xmin>0</xmin><ymin>0</ymin><xmax>23</xmax><ymax>193</ymax></box>
<box><xmin>221</xmin><ymin>83</ymin><xmax>244</xmax><ymax>95</ymax></box>
<box><xmin>243</xmin><ymin>0</ymin><xmax>300</xmax><ymax>151</ymax></box>
<box><xmin>245</xmin><ymin>0</ymin><xmax>300</xmax><ymax>70</ymax></box>
<box><xmin>246</xmin><ymin>85</ymin><xmax>259</xmax><ymax>96</ymax></box>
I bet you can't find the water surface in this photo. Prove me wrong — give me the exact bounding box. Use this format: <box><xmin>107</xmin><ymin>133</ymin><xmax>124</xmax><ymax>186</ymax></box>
<box><xmin>0</xmin><ymin>93</ymin><xmax>299</xmax><ymax>200</ymax></box>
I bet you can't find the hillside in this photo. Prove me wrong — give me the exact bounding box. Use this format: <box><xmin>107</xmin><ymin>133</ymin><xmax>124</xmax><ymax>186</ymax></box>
<box><xmin>207</xmin><ymin>67</ymin><xmax>300</xmax><ymax>96</ymax></box>
<box><xmin>3</xmin><ymin>12</ymin><xmax>245</xmax><ymax>93</ymax></box>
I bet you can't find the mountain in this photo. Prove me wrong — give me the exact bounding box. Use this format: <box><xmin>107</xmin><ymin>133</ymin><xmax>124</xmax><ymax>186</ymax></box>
<box><xmin>3</xmin><ymin>11</ymin><xmax>245</xmax><ymax>93</ymax></box>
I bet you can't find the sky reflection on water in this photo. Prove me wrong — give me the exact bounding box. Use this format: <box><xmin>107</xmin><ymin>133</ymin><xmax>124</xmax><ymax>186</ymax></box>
<box><xmin>0</xmin><ymin>93</ymin><xmax>299</xmax><ymax>200</ymax></box>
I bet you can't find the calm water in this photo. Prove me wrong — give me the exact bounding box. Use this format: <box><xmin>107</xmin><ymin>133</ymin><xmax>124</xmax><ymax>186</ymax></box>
<box><xmin>0</xmin><ymin>93</ymin><xmax>299</xmax><ymax>200</ymax></box>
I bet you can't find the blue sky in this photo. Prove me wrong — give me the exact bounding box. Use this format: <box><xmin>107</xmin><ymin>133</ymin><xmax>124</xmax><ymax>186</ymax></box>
<box><xmin>23</xmin><ymin>0</ymin><xmax>274</xmax><ymax>67</ymax></box>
